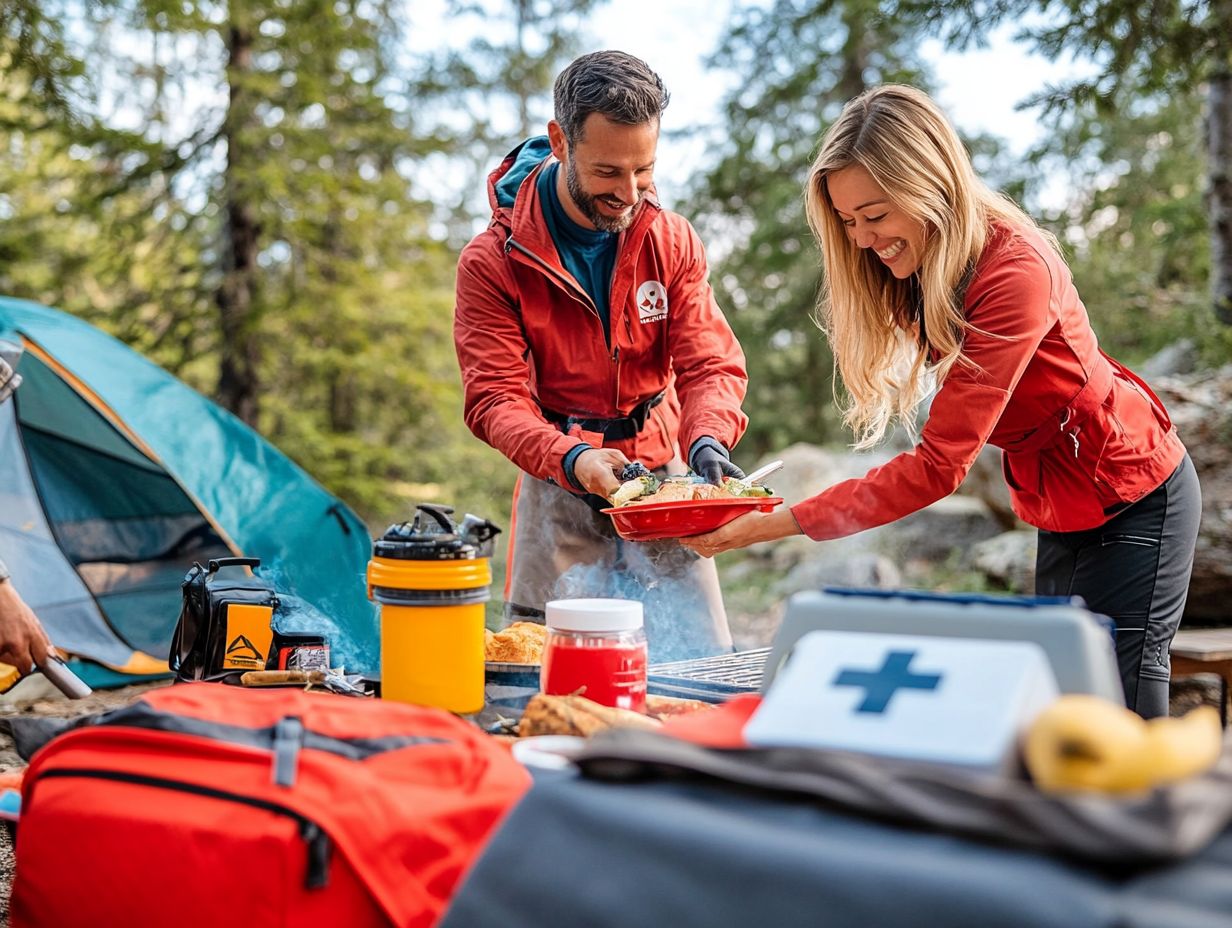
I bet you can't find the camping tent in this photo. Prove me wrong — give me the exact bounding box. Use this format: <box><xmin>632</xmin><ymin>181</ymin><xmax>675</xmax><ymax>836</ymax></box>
<box><xmin>0</xmin><ymin>295</ymin><xmax>378</xmax><ymax>683</ymax></box>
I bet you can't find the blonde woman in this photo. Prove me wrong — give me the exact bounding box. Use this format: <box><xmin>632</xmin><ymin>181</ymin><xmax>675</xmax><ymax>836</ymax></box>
<box><xmin>684</xmin><ymin>85</ymin><xmax>1200</xmax><ymax>718</ymax></box>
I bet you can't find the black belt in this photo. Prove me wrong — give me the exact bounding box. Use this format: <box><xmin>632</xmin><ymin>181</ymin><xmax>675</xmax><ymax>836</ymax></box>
<box><xmin>539</xmin><ymin>391</ymin><xmax>665</xmax><ymax>441</ymax></box>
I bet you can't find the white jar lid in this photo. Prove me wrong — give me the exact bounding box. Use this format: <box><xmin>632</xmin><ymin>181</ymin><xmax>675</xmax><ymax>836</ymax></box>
<box><xmin>545</xmin><ymin>598</ymin><xmax>643</xmax><ymax>632</ymax></box>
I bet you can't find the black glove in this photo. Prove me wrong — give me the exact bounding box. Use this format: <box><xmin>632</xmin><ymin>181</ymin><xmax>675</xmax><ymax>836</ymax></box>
<box><xmin>689</xmin><ymin>438</ymin><xmax>745</xmax><ymax>485</ymax></box>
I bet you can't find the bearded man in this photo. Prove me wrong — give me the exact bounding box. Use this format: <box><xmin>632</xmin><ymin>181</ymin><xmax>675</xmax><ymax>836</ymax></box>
<box><xmin>453</xmin><ymin>50</ymin><xmax>748</xmax><ymax>658</ymax></box>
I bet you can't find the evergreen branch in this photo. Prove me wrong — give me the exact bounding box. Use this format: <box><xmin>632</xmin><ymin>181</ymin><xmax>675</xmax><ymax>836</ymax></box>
<box><xmin>87</xmin><ymin>119</ymin><xmax>223</xmax><ymax>206</ymax></box>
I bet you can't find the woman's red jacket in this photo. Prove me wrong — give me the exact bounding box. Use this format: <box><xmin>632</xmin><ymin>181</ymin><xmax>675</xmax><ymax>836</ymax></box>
<box><xmin>791</xmin><ymin>223</ymin><xmax>1186</xmax><ymax>539</ymax></box>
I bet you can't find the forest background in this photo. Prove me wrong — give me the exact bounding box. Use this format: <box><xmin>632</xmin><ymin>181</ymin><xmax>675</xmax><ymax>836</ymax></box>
<box><xmin>1</xmin><ymin>0</ymin><xmax>1229</xmax><ymax>604</ymax></box>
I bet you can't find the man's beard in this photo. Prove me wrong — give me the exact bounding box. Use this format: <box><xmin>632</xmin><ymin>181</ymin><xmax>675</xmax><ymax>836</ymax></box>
<box><xmin>565</xmin><ymin>158</ymin><xmax>639</xmax><ymax>233</ymax></box>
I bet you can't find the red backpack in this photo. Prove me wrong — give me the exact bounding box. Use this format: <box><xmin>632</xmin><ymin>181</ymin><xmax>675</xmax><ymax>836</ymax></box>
<box><xmin>12</xmin><ymin>683</ymin><xmax>530</xmax><ymax>928</ymax></box>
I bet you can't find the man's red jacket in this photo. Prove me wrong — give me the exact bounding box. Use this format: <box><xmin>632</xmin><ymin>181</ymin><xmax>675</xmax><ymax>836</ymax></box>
<box><xmin>454</xmin><ymin>144</ymin><xmax>748</xmax><ymax>488</ymax></box>
<box><xmin>791</xmin><ymin>223</ymin><xmax>1186</xmax><ymax>539</ymax></box>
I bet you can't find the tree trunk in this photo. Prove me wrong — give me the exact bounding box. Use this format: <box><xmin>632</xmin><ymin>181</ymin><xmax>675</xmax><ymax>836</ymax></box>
<box><xmin>837</xmin><ymin>3</ymin><xmax>872</xmax><ymax>102</ymax></box>
<box><xmin>329</xmin><ymin>379</ymin><xmax>357</xmax><ymax>433</ymax></box>
<box><xmin>216</xmin><ymin>9</ymin><xmax>261</xmax><ymax>424</ymax></box>
<box><xmin>318</xmin><ymin>217</ymin><xmax>356</xmax><ymax>433</ymax></box>
<box><xmin>1210</xmin><ymin>68</ymin><xmax>1232</xmax><ymax>324</ymax></box>
<box><xmin>515</xmin><ymin>0</ymin><xmax>532</xmax><ymax>139</ymax></box>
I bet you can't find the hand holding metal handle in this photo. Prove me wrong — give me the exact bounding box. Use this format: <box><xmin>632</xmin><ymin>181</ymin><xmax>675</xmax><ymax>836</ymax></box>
<box><xmin>38</xmin><ymin>654</ymin><xmax>93</xmax><ymax>699</ymax></box>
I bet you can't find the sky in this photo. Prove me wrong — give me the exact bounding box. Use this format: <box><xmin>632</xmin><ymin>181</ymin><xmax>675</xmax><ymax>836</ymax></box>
<box><xmin>406</xmin><ymin>0</ymin><xmax>1098</xmax><ymax>223</ymax></box>
<box><xmin>87</xmin><ymin>1</ymin><xmax>1092</xmax><ymax>224</ymax></box>
<box><xmin>585</xmin><ymin>1</ymin><xmax>1090</xmax><ymax>203</ymax></box>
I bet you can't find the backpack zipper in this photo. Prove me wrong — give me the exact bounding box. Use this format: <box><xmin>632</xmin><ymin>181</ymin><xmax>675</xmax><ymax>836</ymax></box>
<box><xmin>91</xmin><ymin>702</ymin><xmax>447</xmax><ymax>767</ymax></box>
<box><xmin>33</xmin><ymin>768</ymin><xmax>334</xmax><ymax>889</ymax></box>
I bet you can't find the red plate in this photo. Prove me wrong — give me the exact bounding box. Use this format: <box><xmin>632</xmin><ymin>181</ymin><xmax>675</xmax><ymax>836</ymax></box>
<box><xmin>601</xmin><ymin>496</ymin><xmax>784</xmax><ymax>541</ymax></box>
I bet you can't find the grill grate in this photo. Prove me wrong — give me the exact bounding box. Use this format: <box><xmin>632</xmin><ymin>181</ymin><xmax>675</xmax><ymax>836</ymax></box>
<box><xmin>647</xmin><ymin>647</ymin><xmax>770</xmax><ymax>703</ymax></box>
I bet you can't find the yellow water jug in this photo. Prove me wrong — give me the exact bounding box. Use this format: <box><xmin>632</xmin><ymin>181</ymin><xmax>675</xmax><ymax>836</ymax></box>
<box><xmin>366</xmin><ymin>504</ymin><xmax>500</xmax><ymax>713</ymax></box>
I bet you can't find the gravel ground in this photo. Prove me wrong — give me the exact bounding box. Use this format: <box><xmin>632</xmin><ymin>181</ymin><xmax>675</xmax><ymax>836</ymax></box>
<box><xmin>0</xmin><ymin>826</ymin><xmax>12</xmax><ymax>928</ymax></box>
<box><xmin>0</xmin><ymin>677</ymin><xmax>171</xmax><ymax>925</ymax></box>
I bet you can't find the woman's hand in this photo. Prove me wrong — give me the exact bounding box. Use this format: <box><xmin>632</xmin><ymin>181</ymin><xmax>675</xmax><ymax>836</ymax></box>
<box><xmin>0</xmin><ymin>579</ymin><xmax>53</xmax><ymax>674</ymax></box>
<box><xmin>682</xmin><ymin>508</ymin><xmax>803</xmax><ymax>558</ymax></box>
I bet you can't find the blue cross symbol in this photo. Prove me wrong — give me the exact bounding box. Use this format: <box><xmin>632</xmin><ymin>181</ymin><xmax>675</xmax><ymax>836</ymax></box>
<box><xmin>833</xmin><ymin>650</ymin><xmax>942</xmax><ymax>714</ymax></box>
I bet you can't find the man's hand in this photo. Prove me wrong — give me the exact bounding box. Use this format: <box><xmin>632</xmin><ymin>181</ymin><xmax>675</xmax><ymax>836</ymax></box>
<box><xmin>690</xmin><ymin>440</ymin><xmax>745</xmax><ymax>485</ymax></box>
<box><xmin>573</xmin><ymin>448</ymin><xmax>632</xmax><ymax>499</ymax></box>
<box><xmin>0</xmin><ymin>579</ymin><xmax>53</xmax><ymax>674</ymax></box>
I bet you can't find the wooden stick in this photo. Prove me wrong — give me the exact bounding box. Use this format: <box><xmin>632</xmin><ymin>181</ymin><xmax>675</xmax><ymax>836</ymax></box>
<box><xmin>240</xmin><ymin>670</ymin><xmax>328</xmax><ymax>687</ymax></box>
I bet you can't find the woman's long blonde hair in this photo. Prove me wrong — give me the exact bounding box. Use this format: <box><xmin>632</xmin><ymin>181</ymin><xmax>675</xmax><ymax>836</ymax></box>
<box><xmin>805</xmin><ymin>84</ymin><xmax>1056</xmax><ymax>449</ymax></box>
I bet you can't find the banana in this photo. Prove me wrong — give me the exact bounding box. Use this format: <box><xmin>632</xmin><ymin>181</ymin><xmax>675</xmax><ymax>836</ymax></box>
<box><xmin>1022</xmin><ymin>695</ymin><xmax>1149</xmax><ymax>793</ymax></box>
<box><xmin>1022</xmin><ymin>695</ymin><xmax>1224</xmax><ymax>795</ymax></box>
<box><xmin>1140</xmin><ymin>705</ymin><xmax>1223</xmax><ymax>786</ymax></box>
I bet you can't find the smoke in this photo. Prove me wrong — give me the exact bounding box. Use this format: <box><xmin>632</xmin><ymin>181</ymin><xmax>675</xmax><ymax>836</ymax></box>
<box><xmin>257</xmin><ymin>563</ymin><xmax>379</xmax><ymax>676</ymax></box>
<box><xmin>552</xmin><ymin>539</ymin><xmax>721</xmax><ymax>665</ymax></box>
<box><xmin>510</xmin><ymin>471</ymin><xmax>728</xmax><ymax>664</ymax></box>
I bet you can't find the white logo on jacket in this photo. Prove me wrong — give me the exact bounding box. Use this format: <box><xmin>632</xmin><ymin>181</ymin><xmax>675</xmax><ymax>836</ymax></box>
<box><xmin>636</xmin><ymin>281</ymin><xmax>668</xmax><ymax>323</ymax></box>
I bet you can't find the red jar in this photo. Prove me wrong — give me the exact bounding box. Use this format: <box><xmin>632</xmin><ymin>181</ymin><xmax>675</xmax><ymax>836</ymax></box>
<box><xmin>541</xmin><ymin>599</ymin><xmax>648</xmax><ymax>713</ymax></box>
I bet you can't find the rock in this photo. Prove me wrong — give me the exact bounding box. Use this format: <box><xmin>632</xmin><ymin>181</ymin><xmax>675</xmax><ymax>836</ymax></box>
<box><xmin>762</xmin><ymin>535</ymin><xmax>821</xmax><ymax>574</ymax></box>
<box><xmin>752</xmin><ymin>442</ymin><xmax>889</xmax><ymax>508</ymax></box>
<box><xmin>970</xmin><ymin>530</ymin><xmax>1037</xmax><ymax>594</ymax></box>
<box><xmin>959</xmin><ymin>444</ymin><xmax>1023</xmax><ymax>531</ymax></box>
<box><xmin>773</xmin><ymin>552</ymin><xmax>902</xmax><ymax>597</ymax></box>
<box><xmin>1155</xmin><ymin>367</ymin><xmax>1232</xmax><ymax>624</ymax></box>
<box><xmin>1169</xmin><ymin>673</ymin><xmax>1227</xmax><ymax>719</ymax></box>
<box><xmin>727</xmin><ymin>358</ymin><xmax>1232</xmax><ymax>629</ymax></box>
<box><xmin>1139</xmin><ymin>339</ymin><xmax>1197</xmax><ymax>379</ymax></box>
<box><xmin>875</xmin><ymin>495</ymin><xmax>1004</xmax><ymax>565</ymax></box>
<box><xmin>730</xmin><ymin>599</ymin><xmax>787</xmax><ymax>651</ymax></box>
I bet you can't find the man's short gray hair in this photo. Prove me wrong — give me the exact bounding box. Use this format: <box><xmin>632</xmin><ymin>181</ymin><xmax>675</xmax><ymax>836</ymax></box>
<box><xmin>553</xmin><ymin>50</ymin><xmax>669</xmax><ymax>145</ymax></box>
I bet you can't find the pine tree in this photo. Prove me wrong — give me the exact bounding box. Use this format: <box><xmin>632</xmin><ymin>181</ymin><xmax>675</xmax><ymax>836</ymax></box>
<box><xmin>1030</xmin><ymin>88</ymin><xmax>1210</xmax><ymax>362</ymax></box>
<box><xmin>0</xmin><ymin>1</ymin><xmax>216</xmax><ymax>383</ymax></box>
<box><xmin>899</xmin><ymin>0</ymin><xmax>1232</xmax><ymax>325</ymax></box>
<box><xmin>0</xmin><ymin>1</ymin><xmax>489</xmax><ymax>522</ymax></box>
<box><xmin>412</xmin><ymin>0</ymin><xmax>605</xmax><ymax>241</ymax></box>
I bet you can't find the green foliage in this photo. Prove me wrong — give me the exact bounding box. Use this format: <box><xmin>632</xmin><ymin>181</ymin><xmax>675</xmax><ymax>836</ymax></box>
<box><xmin>0</xmin><ymin>3</ymin><xmax>218</xmax><ymax>384</ymax></box>
<box><xmin>1</xmin><ymin>0</ymin><xmax>1224</xmax><ymax>606</ymax></box>
<box><xmin>897</xmin><ymin>0</ymin><xmax>1231</xmax><ymax>332</ymax></box>
<box><xmin>0</xmin><ymin>0</ymin><xmax>618</xmax><ymax>543</ymax></box>
<box><xmin>411</xmin><ymin>0</ymin><xmax>605</xmax><ymax>243</ymax></box>
<box><xmin>0</xmin><ymin>0</ymin><xmax>511</xmax><ymax>532</ymax></box>
<box><xmin>687</xmin><ymin>0</ymin><xmax>935</xmax><ymax>458</ymax></box>
<box><xmin>1027</xmin><ymin>87</ymin><xmax>1213</xmax><ymax>363</ymax></box>
<box><xmin>0</xmin><ymin>0</ymin><xmax>89</xmax><ymax>118</ymax></box>
<box><xmin>897</xmin><ymin>0</ymin><xmax>1227</xmax><ymax>106</ymax></box>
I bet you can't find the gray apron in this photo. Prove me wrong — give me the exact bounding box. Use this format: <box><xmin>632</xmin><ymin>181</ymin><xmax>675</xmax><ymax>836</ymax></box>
<box><xmin>505</xmin><ymin>460</ymin><xmax>731</xmax><ymax>662</ymax></box>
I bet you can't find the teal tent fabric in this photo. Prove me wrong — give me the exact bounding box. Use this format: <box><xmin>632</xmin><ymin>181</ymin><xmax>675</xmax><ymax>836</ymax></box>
<box><xmin>0</xmin><ymin>296</ymin><xmax>378</xmax><ymax>676</ymax></box>
<box><xmin>0</xmin><ymin>399</ymin><xmax>134</xmax><ymax>667</ymax></box>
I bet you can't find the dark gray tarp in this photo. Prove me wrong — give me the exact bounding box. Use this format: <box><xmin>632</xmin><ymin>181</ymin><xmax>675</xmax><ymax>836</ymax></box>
<box><xmin>441</xmin><ymin>759</ymin><xmax>1232</xmax><ymax>928</ymax></box>
<box><xmin>568</xmin><ymin>727</ymin><xmax>1232</xmax><ymax>864</ymax></box>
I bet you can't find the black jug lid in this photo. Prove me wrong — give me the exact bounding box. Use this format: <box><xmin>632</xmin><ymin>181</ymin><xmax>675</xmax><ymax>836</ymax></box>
<box><xmin>374</xmin><ymin>504</ymin><xmax>501</xmax><ymax>560</ymax></box>
<box><xmin>375</xmin><ymin>504</ymin><xmax>468</xmax><ymax>560</ymax></box>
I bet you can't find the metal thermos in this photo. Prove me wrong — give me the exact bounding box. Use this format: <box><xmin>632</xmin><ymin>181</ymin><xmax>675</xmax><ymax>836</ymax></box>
<box><xmin>366</xmin><ymin>504</ymin><xmax>499</xmax><ymax>713</ymax></box>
